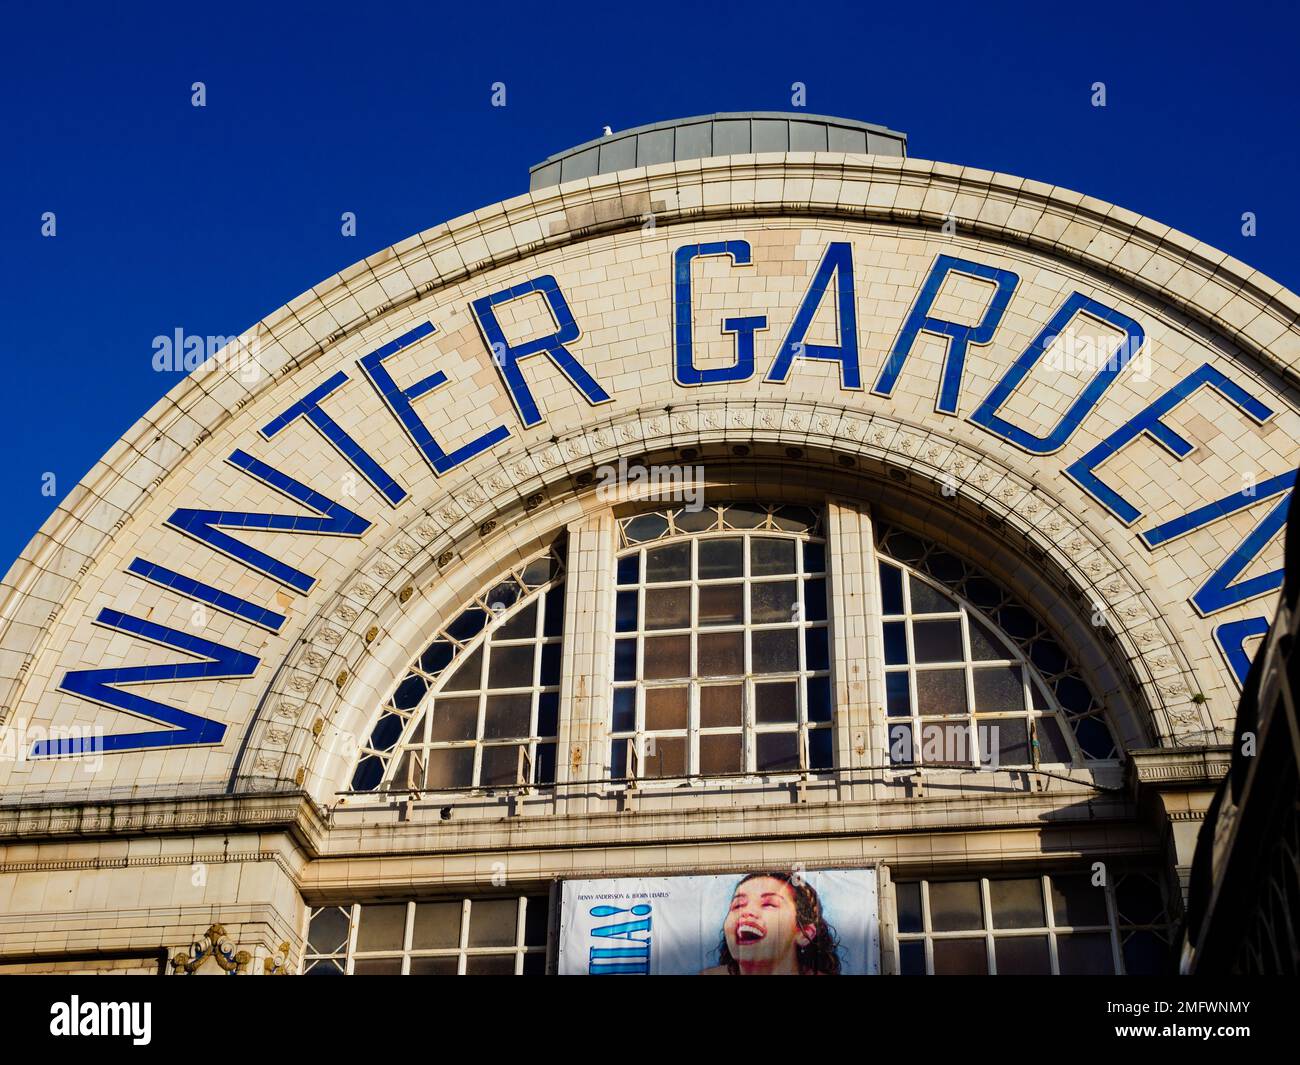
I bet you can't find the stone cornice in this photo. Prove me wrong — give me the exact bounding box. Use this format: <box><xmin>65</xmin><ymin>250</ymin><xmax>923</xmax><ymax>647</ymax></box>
<box><xmin>1126</xmin><ymin>745</ymin><xmax>1232</xmax><ymax>789</ymax></box>
<box><xmin>0</xmin><ymin>789</ymin><xmax>326</xmax><ymax>854</ymax></box>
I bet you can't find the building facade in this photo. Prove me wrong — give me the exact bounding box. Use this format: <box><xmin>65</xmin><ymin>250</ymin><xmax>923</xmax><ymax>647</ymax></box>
<box><xmin>1</xmin><ymin>113</ymin><xmax>1297</xmax><ymax>975</ymax></box>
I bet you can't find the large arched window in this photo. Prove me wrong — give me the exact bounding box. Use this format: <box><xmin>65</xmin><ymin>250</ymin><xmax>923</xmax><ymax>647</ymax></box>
<box><xmin>875</xmin><ymin>523</ymin><xmax>1117</xmax><ymax>766</ymax></box>
<box><xmin>348</xmin><ymin>503</ymin><xmax>1119</xmax><ymax>799</ymax></box>
<box><xmin>608</xmin><ymin>503</ymin><xmax>832</xmax><ymax>781</ymax></box>
<box><xmin>350</xmin><ymin>543</ymin><xmax>566</xmax><ymax>793</ymax></box>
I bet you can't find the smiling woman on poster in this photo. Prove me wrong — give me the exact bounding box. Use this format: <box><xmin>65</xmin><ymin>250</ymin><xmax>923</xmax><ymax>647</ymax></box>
<box><xmin>700</xmin><ymin>871</ymin><xmax>842</xmax><ymax>975</ymax></box>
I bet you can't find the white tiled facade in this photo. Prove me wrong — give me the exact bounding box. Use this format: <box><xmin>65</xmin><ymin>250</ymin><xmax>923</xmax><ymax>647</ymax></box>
<box><xmin>1</xmin><ymin>145</ymin><xmax>1296</xmax><ymax>974</ymax></box>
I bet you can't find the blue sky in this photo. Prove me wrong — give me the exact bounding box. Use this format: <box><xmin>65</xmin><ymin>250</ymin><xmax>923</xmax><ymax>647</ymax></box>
<box><xmin>1</xmin><ymin>0</ymin><xmax>1296</xmax><ymax>571</ymax></box>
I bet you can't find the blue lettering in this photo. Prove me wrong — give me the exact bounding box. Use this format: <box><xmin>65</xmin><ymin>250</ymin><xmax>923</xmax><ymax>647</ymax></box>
<box><xmin>33</xmin><ymin>609</ymin><xmax>257</xmax><ymax>756</ymax></box>
<box><xmin>262</xmin><ymin>370</ymin><xmax>407</xmax><ymax>505</ymax></box>
<box><xmin>1141</xmin><ymin>471</ymin><xmax>1295</xmax><ymax>615</ymax></box>
<box><xmin>673</xmin><ymin>241</ymin><xmax>766</xmax><ymax>386</ymax></box>
<box><xmin>1214</xmin><ymin>617</ymin><xmax>1269</xmax><ymax>686</ymax></box>
<box><xmin>971</xmin><ymin>293</ymin><xmax>1145</xmax><ymax>454</ymax></box>
<box><xmin>1065</xmin><ymin>363</ymin><xmax>1274</xmax><ymax>524</ymax></box>
<box><xmin>873</xmin><ymin>254</ymin><xmax>1018</xmax><ymax>414</ymax></box>
<box><xmin>358</xmin><ymin>322</ymin><xmax>509</xmax><ymax>475</ymax></box>
<box><xmin>765</xmin><ymin>242</ymin><xmax>861</xmax><ymax>388</ymax></box>
<box><xmin>166</xmin><ymin>449</ymin><xmax>371</xmax><ymax>595</ymax></box>
<box><xmin>471</xmin><ymin>276</ymin><xmax>611</xmax><ymax>428</ymax></box>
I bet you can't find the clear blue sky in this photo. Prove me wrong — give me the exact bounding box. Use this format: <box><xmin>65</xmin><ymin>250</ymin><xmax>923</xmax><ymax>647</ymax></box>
<box><xmin>1</xmin><ymin>0</ymin><xmax>1296</xmax><ymax>572</ymax></box>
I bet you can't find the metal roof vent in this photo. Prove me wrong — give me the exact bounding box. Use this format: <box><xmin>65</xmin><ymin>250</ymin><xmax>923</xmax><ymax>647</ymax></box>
<box><xmin>528</xmin><ymin>111</ymin><xmax>907</xmax><ymax>191</ymax></box>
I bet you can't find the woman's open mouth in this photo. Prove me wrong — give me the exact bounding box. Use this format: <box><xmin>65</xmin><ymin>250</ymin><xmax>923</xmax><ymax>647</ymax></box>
<box><xmin>734</xmin><ymin>918</ymin><xmax>766</xmax><ymax>945</ymax></box>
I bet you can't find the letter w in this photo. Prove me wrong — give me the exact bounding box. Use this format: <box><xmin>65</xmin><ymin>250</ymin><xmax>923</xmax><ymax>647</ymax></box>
<box><xmin>34</xmin><ymin>609</ymin><xmax>259</xmax><ymax>756</ymax></box>
<box><xmin>166</xmin><ymin>449</ymin><xmax>371</xmax><ymax>594</ymax></box>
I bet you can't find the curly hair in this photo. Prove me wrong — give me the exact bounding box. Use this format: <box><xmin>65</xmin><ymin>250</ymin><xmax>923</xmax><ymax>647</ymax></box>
<box><xmin>716</xmin><ymin>871</ymin><xmax>841</xmax><ymax>975</ymax></box>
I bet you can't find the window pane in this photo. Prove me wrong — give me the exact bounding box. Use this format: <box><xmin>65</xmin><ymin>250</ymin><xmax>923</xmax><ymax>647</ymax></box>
<box><xmin>356</xmin><ymin>904</ymin><xmax>406</xmax><ymax>952</ymax></box>
<box><xmin>1057</xmin><ymin>933</ymin><xmax>1115</xmax><ymax>975</ymax></box>
<box><xmin>700</xmin><ymin>684</ymin><xmax>742</xmax><ymax>727</ymax></box>
<box><xmin>751</xmin><ymin>581</ymin><xmax>798</xmax><ymax>624</ymax></box>
<box><xmin>886</xmin><ymin>672</ymin><xmax>911</xmax><ymax>716</ymax></box>
<box><xmin>467</xmin><ymin>951</ymin><xmax>517</xmax><ymax>977</ymax></box>
<box><xmin>883</xmin><ymin>621</ymin><xmax>908</xmax><ymax>665</ymax></box>
<box><xmin>352</xmin><ymin>957</ymin><xmax>404</xmax><ymax>974</ymax></box>
<box><xmin>804</xmin><ymin>627</ymin><xmax>829</xmax><ymax>671</ymax></box>
<box><xmin>724</xmin><ymin>504</ymin><xmax>767</xmax><ymax>529</ymax></box>
<box><xmin>420</xmin><ymin>639</ymin><xmax>455</xmax><ymax>676</ymax></box>
<box><xmin>483</xmin><ymin>694</ymin><xmax>532</xmax><ymax>739</ymax></box>
<box><xmin>308</xmin><ymin>907</ymin><xmax>351</xmax><ymax>955</ymax></box>
<box><xmin>698</xmin><ymin>584</ymin><xmax>743</xmax><ymax>626</ymax></box>
<box><xmin>889</xmin><ymin>722</ymin><xmax>914</xmax><ymax>765</ymax></box>
<box><xmin>803</xmin><ymin>578</ymin><xmax>828</xmax><ymax>621</ymax></box>
<box><xmin>995</xmin><ymin>935</ymin><xmax>1051</xmax><ymax>975</ymax></box>
<box><xmin>909</xmin><ymin>575</ymin><xmax>957</xmax><ymax>614</ymax></box>
<box><xmin>1035</xmin><ymin>716</ymin><xmax>1072</xmax><ymax>763</ymax></box>
<box><xmin>896</xmin><ymin>882</ymin><xmax>923</xmax><ymax>934</ymax></box>
<box><xmin>932</xmin><ymin>938</ymin><xmax>988</xmax><ymax>975</ymax></box>
<box><xmin>912</xmin><ymin>619</ymin><xmax>963</xmax><ymax>663</ymax></box>
<box><xmin>899</xmin><ymin>940</ymin><xmax>926</xmax><ymax>975</ymax></box>
<box><xmin>973</xmin><ymin>666</ymin><xmax>1024</xmax><ymax>713</ymax></box>
<box><xmin>755</xmin><ymin>681</ymin><xmax>798</xmax><ymax>724</ymax></box>
<box><xmin>915</xmin><ymin>669</ymin><xmax>967</xmax><ymax>715</ymax></box>
<box><xmin>617</xmin><ymin>554</ymin><xmax>640</xmax><ymax>584</ymax></box>
<box><xmin>612</xmin><ymin>687</ymin><xmax>636</xmax><ymax>732</ymax></box>
<box><xmin>989</xmin><ymin>879</ymin><xmax>1045</xmax><ymax>928</ymax></box>
<box><xmin>928</xmin><ymin>881</ymin><xmax>983</xmax><ymax>931</ymax></box>
<box><xmin>878</xmin><ymin>562</ymin><xmax>904</xmax><ymax>615</ymax></box>
<box><xmin>429</xmin><ymin>697</ymin><xmax>479</xmax><ymax>742</ymax></box>
<box><xmin>801</xmin><ymin>541</ymin><xmax>826</xmax><ymax>574</ymax></box>
<box><xmin>615</xmin><ymin>591</ymin><xmax>638</xmax><ymax>632</ymax></box>
<box><xmin>1050</xmin><ymin>874</ymin><xmax>1109</xmax><ymax>927</ymax></box>
<box><xmin>751</xmin><ymin>629</ymin><xmax>798</xmax><ymax>673</ymax></box>
<box><xmin>643</xmin><ymin>735</ymin><xmax>686</xmax><ymax>777</ymax></box>
<box><xmin>645</xmin><ymin>542</ymin><xmax>690</xmax><ymax>582</ymax></box>
<box><xmin>991</xmin><ymin>718</ymin><xmax>1030</xmax><ymax>766</ymax></box>
<box><xmin>645</xmin><ymin>586</ymin><xmax>691</xmax><ymax>629</ymax></box>
<box><xmin>919</xmin><ymin>720</ymin><xmax>974</xmax><ymax>763</ymax></box>
<box><xmin>442</xmin><ymin>648</ymin><xmax>482</xmax><ymax>691</ymax></box>
<box><xmin>524</xmin><ymin>897</ymin><xmax>549</xmax><ymax>946</ymax></box>
<box><xmin>644</xmin><ymin>686</ymin><xmax>689</xmax><ymax>730</ymax></box>
<box><xmin>751</xmin><ymin>537</ymin><xmax>796</xmax><ymax>575</ymax></box>
<box><xmin>643</xmin><ymin>635</ymin><xmax>690</xmax><ymax>679</ymax></box>
<box><xmin>614</xmin><ymin>639</ymin><xmax>637</xmax><ymax>681</ymax></box>
<box><xmin>698</xmin><ymin>537</ymin><xmax>743</xmax><ymax>578</ymax></box>
<box><xmin>480</xmin><ymin>744</ymin><xmax>523</xmax><ymax>787</ymax></box>
<box><xmin>806</xmin><ymin>676</ymin><xmax>832</xmax><ymax>722</ymax></box>
<box><xmin>808</xmin><ymin>727</ymin><xmax>833</xmax><ymax>770</ymax></box>
<box><xmin>392</xmin><ymin>674</ymin><xmax>428</xmax><ymax>711</ymax></box>
<box><xmin>534</xmin><ymin>742</ymin><xmax>556</xmax><ymax>784</ymax></box>
<box><xmin>496</xmin><ymin>601</ymin><xmax>537</xmax><ymax>639</ymax></box>
<box><xmin>967</xmin><ymin>615</ymin><xmax>1009</xmax><ymax>660</ymax></box>
<box><xmin>755</xmin><ymin>731</ymin><xmax>799</xmax><ymax>772</ymax></box>
<box><xmin>700</xmin><ymin>733</ymin><xmax>743</xmax><ymax>775</ymax></box>
<box><xmin>698</xmin><ymin>631</ymin><xmax>744</xmax><ymax>676</ymax></box>
<box><xmin>1116</xmin><ymin>874</ymin><xmax>1166</xmax><ymax>925</ymax></box>
<box><xmin>407</xmin><ymin>956</ymin><xmax>458</xmax><ymax>975</ymax></box>
<box><xmin>426</xmin><ymin>747</ymin><xmax>474</xmax><ymax>790</ymax></box>
<box><xmin>468</xmin><ymin>899</ymin><xmax>519</xmax><ymax>947</ymax></box>
<box><xmin>412</xmin><ymin>902</ymin><xmax>461</xmax><ymax>949</ymax></box>
<box><xmin>624</xmin><ymin>513</ymin><xmax>668</xmax><ymax>543</ymax></box>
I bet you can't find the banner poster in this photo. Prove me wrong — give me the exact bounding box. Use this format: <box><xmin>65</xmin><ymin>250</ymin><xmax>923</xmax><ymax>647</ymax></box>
<box><xmin>558</xmin><ymin>868</ymin><xmax>879</xmax><ymax>975</ymax></box>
